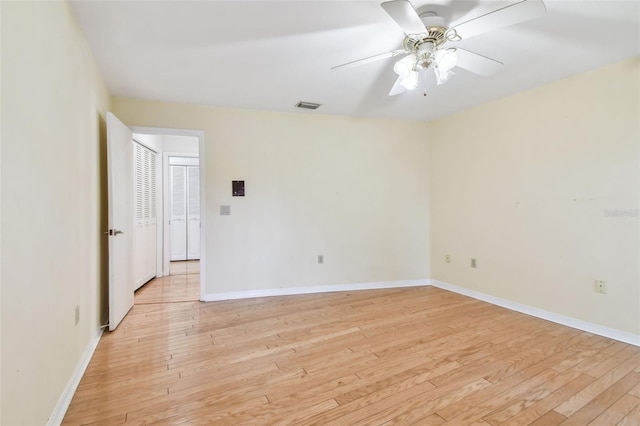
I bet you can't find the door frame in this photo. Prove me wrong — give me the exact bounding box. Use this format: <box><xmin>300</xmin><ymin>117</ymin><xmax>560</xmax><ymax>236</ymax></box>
<box><xmin>164</xmin><ymin>153</ymin><xmax>199</xmax><ymax>269</ymax></box>
<box><xmin>129</xmin><ymin>126</ymin><xmax>206</xmax><ymax>301</ymax></box>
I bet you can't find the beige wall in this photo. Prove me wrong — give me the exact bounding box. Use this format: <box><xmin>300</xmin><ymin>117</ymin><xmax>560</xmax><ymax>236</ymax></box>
<box><xmin>112</xmin><ymin>98</ymin><xmax>431</xmax><ymax>295</ymax></box>
<box><xmin>1</xmin><ymin>2</ymin><xmax>110</xmax><ymax>424</ymax></box>
<box><xmin>0</xmin><ymin>2</ymin><xmax>3</xmax><ymax>421</ymax></box>
<box><xmin>429</xmin><ymin>58</ymin><xmax>640</xmax><ymax>335</ymax></box>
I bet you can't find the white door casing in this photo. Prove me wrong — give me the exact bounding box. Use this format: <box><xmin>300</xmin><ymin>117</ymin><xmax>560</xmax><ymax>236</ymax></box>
<box><xmin>161</xmin><ymin>150</ymin><xmax>200</xmax><ymax>277</ymax></box>
<box><xmin>107</xmin><ymin>112</ymin><xmax>134</xmax><ymax>331</ymax></box>
<box><xmin>169</xmin><ymin>159</ymin><xmax>200</xmax><ymax>262</ymax></box>
<box><xmin>170</xmin><ymin>165</ymin><xmax>187</xmax><ymax>261</ymax></box>
<box><xmin>127</xmin><ymin>128</ymin><xmax>204</xmax><ymax>297</ymax></box>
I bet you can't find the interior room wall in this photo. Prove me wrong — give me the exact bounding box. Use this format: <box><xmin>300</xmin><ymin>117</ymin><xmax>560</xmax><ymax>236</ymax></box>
<box><xmin>1</xmin><ymin>2</ymin><xmax>110</xmax><ymax>424</ymax></box>
<box><xmin>0</xmin><ymin>2</ymin><xmax>3</xmax><ymax>421</ymax></box>
<box><xmin>429</xmin><ymin>57</ymin><xmax>640</xmax><ymax>336</ymax></box>
<box><xmin>112</xmin><ymin>98</ymin><xmax>431</xmax><ymax>296</ymax></box>
<box><xmin>133</xmin><ymin>133</ymin><xmax>198</xmax><ymax>154</ymax></box>
<box><xmin>162</xmin><ymin>134</ymin><xmax>199</xmax><ymax>153</ymax></box>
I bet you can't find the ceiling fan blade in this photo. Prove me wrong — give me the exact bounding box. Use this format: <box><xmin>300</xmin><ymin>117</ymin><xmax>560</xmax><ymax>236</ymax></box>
<box><xmin>451</xmin><ymin>0</ymin><xmax>546</xmax><ymax>40</ymax></box>
<box><xmin>388</xmin><ymin>76</ymin><xmax>407</xmax><ymax>96</ymax></box>
<box><xmin>455</xmin><ymin>48</ymin><xmax>503</xmax><ymax>76</ymax></box>
<box><xmin>331</xmin><ymin>49</ymin><xmax>406</xmax><ymax>71</ymax></box>
<box><xmin>381</xmin><ymin>0</ymin><xmax>426</xmax><ymax>37</ymax></box>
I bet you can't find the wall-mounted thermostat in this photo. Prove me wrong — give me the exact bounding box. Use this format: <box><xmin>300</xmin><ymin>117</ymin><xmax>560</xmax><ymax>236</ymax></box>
<box><xmin>232</xmin><ymin>180</ymin><xmax>245</xmax><ymax>196</ymax></box>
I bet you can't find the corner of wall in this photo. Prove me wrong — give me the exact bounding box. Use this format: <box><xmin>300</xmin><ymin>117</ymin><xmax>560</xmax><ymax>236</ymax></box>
<box><xmin>427</xmin><ymin>58</ymin><xmax>640</xmax><ymax>336</ymax></box>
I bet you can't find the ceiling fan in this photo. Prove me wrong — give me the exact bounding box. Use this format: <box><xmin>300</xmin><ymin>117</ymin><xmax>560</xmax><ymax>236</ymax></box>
<box><xmin>332</xmin><ymin>0</ymin><xmax>547</xmax><ymax>96</ymax></box>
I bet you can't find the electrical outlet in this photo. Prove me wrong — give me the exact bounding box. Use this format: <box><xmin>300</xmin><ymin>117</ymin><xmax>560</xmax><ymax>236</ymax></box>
<box><xmin>471</xmin><ymin>258</ymin><xmax>477</xmax><ymax>268</ymax></box>
<box><xmin>595</xmin><ymin>280</ymin><xmax>607</xmax><ymax>294</ymax></box>
<box><xmin>445</xmin><ymin>254</ymin><xmax>451</xmax><ymax>263</ymax></box>
<box><xmin>75</xmin><ymin>305</ymin><xmax>80</xmax><ymax>325</ymax></box>
<box><xmin>318</xmin><ymin>255</ymin><xmax>323</xmax><ymax>265</ymax></box>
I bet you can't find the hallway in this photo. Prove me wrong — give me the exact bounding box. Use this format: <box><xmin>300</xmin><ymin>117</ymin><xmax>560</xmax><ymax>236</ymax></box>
<box><xmin>134</xmin><ymin>260</ymin><xmax>200</xmax><ymax>305</ymax></box>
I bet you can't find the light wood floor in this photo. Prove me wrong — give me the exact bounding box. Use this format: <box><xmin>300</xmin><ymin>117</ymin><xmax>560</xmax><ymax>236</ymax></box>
<box><xmin>169</xmin><ymin>259</ymin><xmax>200</xmax><ymax>276</ymax></box>
<box><xmin>134</xmin><ymin>261</ymin><xmax>200</xmax><ymax>305</ymax></box>
<box><xmin>64</xmin><ymin>285</ymin><xmax>640</xmax><ymax>425</ymax></box>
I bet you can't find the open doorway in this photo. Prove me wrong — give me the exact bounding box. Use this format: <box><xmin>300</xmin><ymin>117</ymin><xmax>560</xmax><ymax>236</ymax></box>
<box><xmin>166</xmin><ymin>154</ymin><xmax>199</xmax><ymax>276</ymax></box>
<box><xmin>130</xmin><ymin>128</ymin><xmax>205</xmax><ymax>302</ymax></box>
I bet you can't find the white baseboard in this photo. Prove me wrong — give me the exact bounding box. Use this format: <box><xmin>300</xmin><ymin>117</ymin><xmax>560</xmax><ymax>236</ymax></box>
<box><xmin>202</xmin><ymin>279</ymin><xmax>430</xmax><ymax>302</ymax></box>
<box><xmin>430</xmin><ymin>280</ymin><xmax>640</xmax><ymax>347</ymax></box>
<box><xmin>47</xmin><ymin>328</ymin><xmax>104</xmax><ymax>426</ymax></box>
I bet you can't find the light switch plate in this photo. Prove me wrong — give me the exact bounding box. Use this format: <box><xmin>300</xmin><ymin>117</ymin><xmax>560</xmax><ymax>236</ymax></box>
<box><xmin>220</xmin><ymin>205</ymin><xmax>231</xmax><ymax>215</ymax></box>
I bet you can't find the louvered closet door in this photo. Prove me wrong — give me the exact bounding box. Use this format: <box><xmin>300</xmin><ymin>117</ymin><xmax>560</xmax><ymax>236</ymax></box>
<box><xmin>170</xmin><ymin>165</ymin><xmax>187</xmax><ymax>261</ymax></box>
<box><xmin>133</xmin><ymin>143</ymin><xmax>145</xmax><ymax>289</ymax></box>
<box><xmin>133</xmin><ymin>142</ymin><xmax>157</xmax><ymax>290</ymax></box>
<box><xmin>186</xmin><ymin>166</ymin><xmax>200</xmax><ymax>260</ymax></box>
<box><xmin>147</xmin><ymin>151</ymin><xmax>157</xmax><ymax>280</ymax></box>
<box><xmin>144</xmin><ymin>149</ymin><xmax>157</xmax><ymax>282</ymax></box>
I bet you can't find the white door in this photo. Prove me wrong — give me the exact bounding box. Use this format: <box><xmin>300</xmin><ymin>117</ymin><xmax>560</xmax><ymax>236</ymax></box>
<box><xmin>133</xmin><ymin>142</ymin><xmax>158</xmax><ymax>289</ymax></box>
<box><xmin>187</xmin><ymin>166</ymin><xmax>200</xmax><ymax>259</ymax></box>
<box><xmin>170</xmin><ymin>165</ymin><xmax>187</xmax><ymax>261</ymax></box>
<box><xmin>146</xmin><ymin>149</ymin><xmax>157</xmax><ymax>279</ymax></box>
<box><xmin>107</xmin><ymin>112</ymin><xmax>134</xmax><ymax>331</ymax></box>
<box><xmin>133</xmin><ymin>142</ymin><xmax>145</xmax><ymax>289</ymax></box>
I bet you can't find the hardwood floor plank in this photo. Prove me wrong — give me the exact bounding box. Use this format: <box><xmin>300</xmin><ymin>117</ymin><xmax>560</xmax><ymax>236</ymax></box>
<box><xmin>358</xmin><ymin>378</ymin><xmax>493</xmax><ymax>425</ymax></box>
<box><xmin>530</xmin><ymin>410</ymin><xmax>567</xmax><ymax>425</ymax></box>
<box><xmin>440</xmin><ymin>368</ymin><xmax>561</xmax><ymax>424</ymax></box>
<box><xmin>335</xmin><ymin>358</ymin><xmax>461</xmax><ymax>405</ymax></box>
<box><xmin>585</xmin><ymin>347</ymin><xmax>639</xmax><ymax>378</ymax></box>
<box><xmin>482</xmin><ymin>368</ymin><xmax>586</xmax><ymax>424</ymax></box>
<box><xmin>499</xmin><ymin>373</ymin><xmax>595</xmax><ymax>426</ymax></box>
<box><xmin>588</xmin><ymin>393</ymin><xmax>640</xmax><ymax>426</ymax></box>
<box><xmin>617</xmin><ymin>403</ymin><xmax>640</xmax><ymax>425</ymax></box>
<box><xmin>300</xmin><ymin>369</ymin><xmax>446</xmax><ymax>424</ymax></box>
<box><xmin>629</xmin><ymin>382</ymin><xmax>640</xmax><ymax>398</ymax></box>
<box><xmin>554</xmin><ymin>354</ymin><xmax>640</xmax><ymax>417</ymax></box>
<box><xmin>557</xmin><ymin>371</ymin><xmax>640</xmax><ymax>425</ymax></box>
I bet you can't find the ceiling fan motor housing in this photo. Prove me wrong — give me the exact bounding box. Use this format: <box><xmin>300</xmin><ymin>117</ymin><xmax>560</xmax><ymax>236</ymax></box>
<box><xmin>402</xmin><ymin>15</ymin><xmax>448</xmax><ymax>71</ymax></box>
<box><xmin>404</xmin><ymin>15</ymin><xmax>448</xmax><ymax>56</ymax></box>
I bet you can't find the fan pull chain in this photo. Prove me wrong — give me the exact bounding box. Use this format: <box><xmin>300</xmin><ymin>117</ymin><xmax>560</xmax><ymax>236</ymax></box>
<box><xmin>423</xmin><ymin>70</ymin><xmax>428</xmax><ymax>97</ymax></box>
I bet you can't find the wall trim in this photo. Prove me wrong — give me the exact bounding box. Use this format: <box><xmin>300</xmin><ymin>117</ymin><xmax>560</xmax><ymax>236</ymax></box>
<box><xmin>47</xmin><ymin>328</ymin><xmax>104</xmax><ymax>426</ymax></box>
<box><xmin>430</xmin><ymin>279</ymin><xmax>640</xmax><ymax>347</ymax></box>
<box><xmin>202</xmin><ymin>279</ymin><xmax>430</xmax><ymax>302</ymax></box>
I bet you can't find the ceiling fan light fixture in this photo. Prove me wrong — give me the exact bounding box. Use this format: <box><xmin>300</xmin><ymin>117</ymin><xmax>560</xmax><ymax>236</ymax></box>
<box><xmin>434</xmin><ymin>64</ymin><xmax>456</xmax><ymax>85</ymax></box>
<box><xmin>417</xmin><ymin>41</ymin><xmax>434</xmax><ymax>57</ymax></box>
<box><xmin>435</xmin><ymin>48</ymin><xmax>457</xmax><ymax>72</ymax></box>
<box><xmin>399</xmin><ymin>70</ymin><xmax>419</xmax><ymax>90</ymax></box>
<box><xmin>393</xmin><ymin>54</ymin><xmax>417</xmax><ymax>77</ymax></box>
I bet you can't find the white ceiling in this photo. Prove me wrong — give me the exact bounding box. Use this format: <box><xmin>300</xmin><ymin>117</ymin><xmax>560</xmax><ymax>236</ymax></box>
<box><xmin>71</xmin><ymin>0</ymin><xmax>640</xmax><ymax>121</ymax></box>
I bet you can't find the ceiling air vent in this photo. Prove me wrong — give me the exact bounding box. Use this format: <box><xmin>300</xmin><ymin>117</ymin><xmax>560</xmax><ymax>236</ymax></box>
<box><xmin>295</xmin><ymin>101</ymin><xmax>321</xmax><ymax>110</ymax></box>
